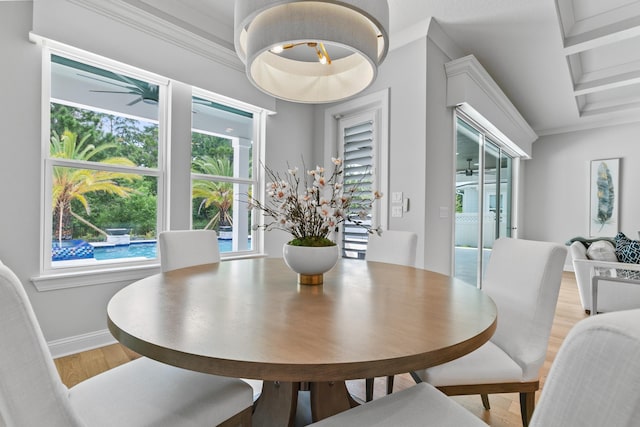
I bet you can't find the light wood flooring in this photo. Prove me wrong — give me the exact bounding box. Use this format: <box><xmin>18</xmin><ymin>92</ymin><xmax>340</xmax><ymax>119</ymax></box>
<box><xmin>55</xmin><ymin>272</ymin><xmax>587</xmax><ymax>426</ymax></box>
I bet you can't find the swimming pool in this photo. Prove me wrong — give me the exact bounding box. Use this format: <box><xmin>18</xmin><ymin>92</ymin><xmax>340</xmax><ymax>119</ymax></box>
<box><xmin>92</xmin><ymin>239</ymin><xmax>249</xmax><ymax>261</ymax></box>
<box><xmin>93</xmin><ymin>241</ymin><xmax>157</xmax><ymax>260</ymax></box>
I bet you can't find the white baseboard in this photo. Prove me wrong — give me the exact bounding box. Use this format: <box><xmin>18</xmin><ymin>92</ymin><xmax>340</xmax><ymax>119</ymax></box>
<box><xmin>49</xmin><ymin>329</ymin><xmax>117</xmax><ymax>359</ymax></box>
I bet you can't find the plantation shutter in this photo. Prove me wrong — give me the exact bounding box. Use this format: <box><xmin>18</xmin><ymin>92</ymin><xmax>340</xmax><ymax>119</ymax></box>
<box><xmin>342</xmin><ymin>120</ymin><xmax>374</xmax><ymax>259</ymax></box>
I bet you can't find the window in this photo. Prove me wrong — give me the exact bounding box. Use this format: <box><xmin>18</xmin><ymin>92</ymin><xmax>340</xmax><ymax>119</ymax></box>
<box><xmin>191</xmin><ymin>94</ymin><xmax>255</xmax><ymax>253</ymax></box>
<box><xmin>46</xmin><ymin>53</ymin><xmax>165</xmax><ymax>272</ymax></box>
<box><xmin>39</xmin><ymin>44</ymin><xmax>265</xmax><ymax>284</ymax></box>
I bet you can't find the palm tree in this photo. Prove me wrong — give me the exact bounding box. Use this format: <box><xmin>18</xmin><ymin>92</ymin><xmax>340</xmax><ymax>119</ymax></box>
<box><xmin>192</xmin><ymin>156</ymin><xmax>234</xmax><ymax>230</ymax></box>
<box><xmin>51</xmin><ymin>130</ymin><xmax>140</xmax><ymax>241</ymax></box>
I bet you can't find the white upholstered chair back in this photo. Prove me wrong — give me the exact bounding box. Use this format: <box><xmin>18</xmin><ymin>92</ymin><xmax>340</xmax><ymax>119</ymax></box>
<box><xmin>483</xmin><ymin>238</ymin><xmax>567</xmax><ymax>380</ymax></box>
<box><xmin>0</xmin><ymin>260</ymin><xmax>84</xmax><ymax>426</ymax></box>
<box><xmin>365</xmin><ymin>230</ymin><xmax>417</xmax><ymax>267</ymax></box>
<box><xmin>530</xmin><ymin>309</ymin><xmax>640</xmax><ymax>426</ymax></box>
<box><xmin>159</xmin><ymin>230</ymin><xmax>220</xmax><ymax>272</ymax></box>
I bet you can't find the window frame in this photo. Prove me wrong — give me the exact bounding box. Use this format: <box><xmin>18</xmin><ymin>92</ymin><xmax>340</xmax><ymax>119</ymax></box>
<box><xmin>33</xmin><ymin>40</ymin><xmax>267</xmax><ymax>291</ymax></box>
<box><xmin>190</xmin><ymin>87</ymin><xmax>264</xmax><ymax>259</ymax></box>
<box><xmin>41</xmin><ymin>44</ymin><xmax>168</xmax><ymax>276</ymax></box>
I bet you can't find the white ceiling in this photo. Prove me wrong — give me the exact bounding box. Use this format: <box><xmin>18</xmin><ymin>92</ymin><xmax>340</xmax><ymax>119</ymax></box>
<box><xmin>123</xmin><ymin>0</ymin><xmax>640</xmax><ymax>137</ymax></box>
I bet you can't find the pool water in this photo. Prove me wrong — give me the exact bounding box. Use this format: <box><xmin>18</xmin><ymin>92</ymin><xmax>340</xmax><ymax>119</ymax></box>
<box><xmin>93</xmin><ymin>239</ymin><xmax>246</xmax><ymax>261</ymax></box>
<box><xmin>93</xmin><ymin>242</ymin><xmax>158</xmax><ymax>260</ymax></box>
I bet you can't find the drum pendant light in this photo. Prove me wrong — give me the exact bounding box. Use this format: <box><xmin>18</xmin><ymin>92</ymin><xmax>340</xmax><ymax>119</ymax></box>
<box><xmin>234</xmin><ymin>0</ymin><xmax>389</xmax><ymax>104</ymax></box>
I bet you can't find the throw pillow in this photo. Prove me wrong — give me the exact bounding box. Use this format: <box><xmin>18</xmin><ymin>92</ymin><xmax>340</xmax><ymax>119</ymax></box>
<box><xmin>586</xmin><ymin>240</ymin><xmax>618</xmax><ymax>262</ymax></box>
<box><xmin>614</xmin><ymin>232</ymin><xmax>640</xmax><ymax>264</ymax></box>
<box><xmin>616</xmin><ymin>268</ymin><xmax>640</xmax><ymax>280</ymax></box>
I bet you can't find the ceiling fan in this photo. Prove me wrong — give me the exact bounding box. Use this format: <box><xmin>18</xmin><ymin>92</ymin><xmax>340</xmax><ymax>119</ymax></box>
<box><xmin>80</xmin><ymin>73</ymin><xmax>159</xmax><ymax>106</ymax></box>
<box><xmin>464</xmin><ymin>158</ymin><xmax>473</xmax><ymax>176</ymax></box>
<box><xmin>458</xmin><ymin>158</ymin><xmax>478</xmax><ymax>176</ymax></box>
<box><xmin>81</xmin><ymin>74</ymin><xmax>217</xmax><ymax>113</ymax></box>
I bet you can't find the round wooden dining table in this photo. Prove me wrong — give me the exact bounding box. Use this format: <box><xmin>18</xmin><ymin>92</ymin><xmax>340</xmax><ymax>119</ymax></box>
<box><xmin>107</xmin><ymin>258</ymin><xmax>497</xmax><ymax>426</ymax></box>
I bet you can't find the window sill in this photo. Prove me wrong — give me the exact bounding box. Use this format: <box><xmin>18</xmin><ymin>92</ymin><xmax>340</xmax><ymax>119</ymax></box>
<box><xmin>32</xmin><ymin>252</ymin><xmax>268</xmax><ymax>291</ymax></box>
<box><xmin>31</xmin><ymin>264</ymin><xmax>162</xmax><ymax>292</ymax></box>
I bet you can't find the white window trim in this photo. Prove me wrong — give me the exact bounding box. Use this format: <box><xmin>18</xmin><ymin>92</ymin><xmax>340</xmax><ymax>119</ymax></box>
<box><xmin>191</xmin><ymin>87</ymin><xmax>269</xmax><ymax>258</ymax></box>
<box><xmin>323</xmin><ymin>88</ymin><xmax>390</xmax><ymax>232</ymax></box>
<box><xmin>32</xmin><ymin>40</ymin><xmax>269</xmax><ymax>291</ymax></box>
<box><xmin>39</xmin><ymin>44</ymin><xmax>169</xmax><ymax>279</ymax></box>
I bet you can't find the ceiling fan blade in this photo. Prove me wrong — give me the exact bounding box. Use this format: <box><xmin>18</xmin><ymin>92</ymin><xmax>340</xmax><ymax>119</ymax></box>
<box><xmin>78</xmin><ymin>73</ymin><xmax>133</xmax><ymax>90</ymax></box>
<box><xmin>89</xmin><ymin>90</ymin><xmax>134</xmax><ymax>94</ymax></box>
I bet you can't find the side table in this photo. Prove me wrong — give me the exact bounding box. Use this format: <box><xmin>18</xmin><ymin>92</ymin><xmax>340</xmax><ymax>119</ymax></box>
<box><xmin>591</xmin><ymin>267</ymin><xmax>640</xmax><ymax>316</ymax></box>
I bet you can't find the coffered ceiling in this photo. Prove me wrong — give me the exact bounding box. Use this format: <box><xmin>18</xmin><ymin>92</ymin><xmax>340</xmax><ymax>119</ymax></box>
<box><xmin>556</xmin><ymin>0</ymin><xmax>640</xmax><ymax>120</ymax></box>
<box><xmin>109</xmin><ymin>0</ymin><xmax>640</xmax><ymax>137</ymax></box>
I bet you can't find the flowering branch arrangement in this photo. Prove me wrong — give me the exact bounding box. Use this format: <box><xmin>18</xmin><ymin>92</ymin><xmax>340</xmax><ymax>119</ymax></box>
<box><xmin>248</xmin><ymin>157</ymin><xmax>382</xmax><ymax>247</ymax></box>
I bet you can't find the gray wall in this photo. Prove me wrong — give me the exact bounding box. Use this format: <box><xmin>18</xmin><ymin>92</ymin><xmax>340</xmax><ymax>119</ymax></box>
<box><xmin>362</xmin><ymin>36</ymin><xmax>430</xmax><ymax>269</ymax></box>
<box><xmin>524</xmin><ymin>122</ymin><xmax>640</xmax><ymax>267</ymax></box>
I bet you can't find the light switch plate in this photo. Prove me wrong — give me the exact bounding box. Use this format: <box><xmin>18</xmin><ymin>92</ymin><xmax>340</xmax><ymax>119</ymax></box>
<box><xmin>392</xmin><ymin>206</ymin><xmax>403</xmax><ymax>218</ymax></box>
<box><xmin>392</xmin><ymin>192</ymin><xmax>403</xmax><ymax>203</ymax></box>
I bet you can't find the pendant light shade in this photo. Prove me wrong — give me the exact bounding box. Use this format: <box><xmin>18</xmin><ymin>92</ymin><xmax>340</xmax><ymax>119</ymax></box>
<box><xmin>235</xmin><ymin>0</ymin><xmax>389</xmax><ymax>104</ymax></box>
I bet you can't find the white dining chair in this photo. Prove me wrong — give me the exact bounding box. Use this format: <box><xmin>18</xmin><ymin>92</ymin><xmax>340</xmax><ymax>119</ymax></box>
<box><xmin>365</xmin><ymin>230</ymin><xmax>417</xmax><ymax>267</ymax></box>
<box><xmin>0</xmin><ymin>259</ymin><xmax>253</xmax><ymax>427</ymax></box>
<box><xmin>309</xmin><ymin>308</ymin><xmax>640</xmax><ymax>427</ymax></box>
<box><xmin>158</xmin><ymin>229</ymin><xmax>263</xmax><ymax>401</ymax></box>
<box><xmin>158</xmin><ymin>229</ymin><xmax>221</xmax><ymax>272</ymax></box>
<box><xmin>413</xmin><ymin>238</ymin><xmax>567</xmax><ymax>426</ymax></box>
<box><xmin>364</xmin><ymin>230</ymin><xmax>418</xmax><ymax>401</ymax></box>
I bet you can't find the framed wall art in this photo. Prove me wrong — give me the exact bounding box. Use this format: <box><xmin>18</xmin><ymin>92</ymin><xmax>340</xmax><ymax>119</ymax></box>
<box><xmin>589</xmin><ymin>158</ymin><xmax>620</xmax><ymax>237</ymax></box>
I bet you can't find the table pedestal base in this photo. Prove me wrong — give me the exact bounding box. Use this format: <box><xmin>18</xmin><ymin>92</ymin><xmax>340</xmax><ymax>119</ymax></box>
<box><xmin>253</xmin><ymin>381</ymin><xmax>359</xmax><ymax>427</ymax></box>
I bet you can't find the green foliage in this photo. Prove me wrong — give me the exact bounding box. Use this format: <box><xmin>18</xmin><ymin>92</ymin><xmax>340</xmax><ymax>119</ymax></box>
<box><xmin>49</xmin><ymin>104</ymin><xmax>241</xmax><ymax>242</ymax></box>
<box><xmin>50</xmin><ymin>129</ymin><xmax>141</xmax><ymax>241</ymax></box>
<box><xmin>288</xmin><ymin>237</ymin><xmax>336</xmax><ymax>247</ymax></box>
<box><xmin>192</xmin><ymin>156</ymin><xmax>234</xmax><ymax>230</ymax></box>
<box><xmin>191</xmin><ymin>132</ymin><xmax>233</xmax><ymax>162</ymax></box>
<box><xmin>76</xmin><ymin>177</ymin><xmax>157</xmax><ymax>240</ymax></box>
<box><xmin>51</xmin><ymin>104</ymin><xmax>154</xmax><ymax>240</ymax></box>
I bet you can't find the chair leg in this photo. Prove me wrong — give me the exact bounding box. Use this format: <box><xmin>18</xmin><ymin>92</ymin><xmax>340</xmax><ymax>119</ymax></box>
<box><xmin>481</xmin><ymin>393</ymin><xmax>490</xmax><ymax>410</ymax></box>
<box><xmin>409</xmin><ymin>371</ymin><xmax>423</xmax><ymax>384</ymax></box>
<box><xmin>520</xmin><ymin>391</ymin><xmax>535</xmax><ymax>427</ymax></box>
<box><xmin>386</xmin><ymin>375</ymin><xmax>394</xmax><ymax>395</ymax></box>
<box><xmin>365</xmin><ymin>378</ymin><xmax>374</xmax><ymax>402</ymax></box>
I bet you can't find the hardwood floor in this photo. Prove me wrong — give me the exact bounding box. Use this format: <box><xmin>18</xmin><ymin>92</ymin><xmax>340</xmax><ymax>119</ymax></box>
<box><xmin>55</xmin><ymin>272</ymin><xmax>587</xmax><ymax>426</ymax></box>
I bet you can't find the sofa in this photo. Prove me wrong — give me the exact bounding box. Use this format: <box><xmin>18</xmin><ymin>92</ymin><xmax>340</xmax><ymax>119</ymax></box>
<box><xmin>570</xmin><ymin>233</ymin><xmax>640</xmax><ymax>314</ymax></box>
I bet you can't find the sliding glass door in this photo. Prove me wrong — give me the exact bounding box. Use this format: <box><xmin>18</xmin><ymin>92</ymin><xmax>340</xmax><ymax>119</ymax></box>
<box><xmin>454</xmin><ymin>116</ymin><xmax>514</xmax><ymax>287</ymax></box>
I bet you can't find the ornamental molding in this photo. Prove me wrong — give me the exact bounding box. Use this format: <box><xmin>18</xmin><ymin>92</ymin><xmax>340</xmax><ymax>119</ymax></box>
<box><xmin>68</xmin><ymin>0</ymin><xmax>244</xmax><ymax>72</ymax></box>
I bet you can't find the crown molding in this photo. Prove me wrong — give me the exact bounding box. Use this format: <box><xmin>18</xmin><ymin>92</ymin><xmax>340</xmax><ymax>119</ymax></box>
<box><xmin>68</xmin><ymin>0</ymin><xmax>244</xmax><ymax>72</ymax></box>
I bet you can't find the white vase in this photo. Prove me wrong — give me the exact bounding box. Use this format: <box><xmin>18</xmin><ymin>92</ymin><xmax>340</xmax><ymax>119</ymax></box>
<box><xmin>282</xmin><ymin>244</ymin><xmax>340</xmax><ymax>285</ymax></box>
